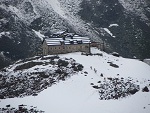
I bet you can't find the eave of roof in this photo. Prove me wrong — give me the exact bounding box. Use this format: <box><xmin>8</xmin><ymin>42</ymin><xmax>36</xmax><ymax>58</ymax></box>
<box><xmin>44</xmin><ymin>35</ymin><xmax>91</xmax><ymax>46</ymax></box>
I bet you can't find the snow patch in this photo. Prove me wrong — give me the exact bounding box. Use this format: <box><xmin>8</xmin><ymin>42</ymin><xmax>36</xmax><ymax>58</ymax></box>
<box><xmin>103</xmin><ymin>28</ymin><xmax>116</xmax><ymax>38</ymax></box>
<box><xmin>109</xmin><ymin>24</ymin><xmax>119</xmax><ymax>28</ymax></box>
<box><xmin>0</xmin><ymin>32</ymin><xmax>10</xmax><ymax>38</ymax></box>
<box><xmin>45</xmin><ymin>0</ymin><xmax>67</xmax><ymax>19</ymax></box>
<box><xmin>32</xmin><ymin>30</ymin><xmax>45</xmax><ymax>40</ymax></box>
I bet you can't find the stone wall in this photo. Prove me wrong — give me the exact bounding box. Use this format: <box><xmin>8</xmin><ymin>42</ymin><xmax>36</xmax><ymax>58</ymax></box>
<box><xmin>47</xmin><ymin>44</ymin><xmax>90</xmax><ymax>55</ymax></box>
<box><xmin>90</xmin><ymin>42</ymin><xmax>105</xmax><ymax>51</ymax></box>
<box><xmin>42</xmin><ymin>41</ymin><xmax>49</xmax><ymax>55</ymax></box>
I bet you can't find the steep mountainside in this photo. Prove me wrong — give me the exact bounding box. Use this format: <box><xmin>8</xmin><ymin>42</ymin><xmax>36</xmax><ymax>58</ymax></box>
<box><xmin>0</xmin><ymin>0</ymin><xmax>150</xmax><ymax>68</ymax></box>
<box><xmin>0</xmin><ymin>3</ymin><xmax>41</xmax><ymax>69</ymax></box>
<box><xmin>79</xmin><ymin>0</ymin><xmax>150</xmax><ymax>58</ymax></box>
<box><xmin>0</xmin><ymin>0</ymin><xmax>100</xmax><ymax>69</ymax></box>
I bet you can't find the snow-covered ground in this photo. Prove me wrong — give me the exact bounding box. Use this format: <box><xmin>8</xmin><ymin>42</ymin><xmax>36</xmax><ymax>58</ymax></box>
<box><xmin>0</xmin><ymin>48</ymin><xmax>150</xmax><ymax>113</ymax></box>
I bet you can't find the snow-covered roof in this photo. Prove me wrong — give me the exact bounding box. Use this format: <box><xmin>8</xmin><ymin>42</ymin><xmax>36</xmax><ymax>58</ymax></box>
<box><xmin>44</xmin><ymin>35</ymin><xmax>91</xmax><ymax>46</ymax></box>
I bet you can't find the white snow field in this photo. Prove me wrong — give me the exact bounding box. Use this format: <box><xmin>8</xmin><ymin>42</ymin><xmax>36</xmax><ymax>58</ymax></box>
<box><xmin>0</xmin><ymin>48</ymin><xmax>150</xmax><ymax>113</ymax></box>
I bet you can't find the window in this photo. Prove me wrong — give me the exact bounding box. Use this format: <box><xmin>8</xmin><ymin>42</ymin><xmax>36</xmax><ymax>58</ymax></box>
<box><xmin>85</xmin><ymin>46</ymin><xmax>89</xmax><ymax>48</ymax></box>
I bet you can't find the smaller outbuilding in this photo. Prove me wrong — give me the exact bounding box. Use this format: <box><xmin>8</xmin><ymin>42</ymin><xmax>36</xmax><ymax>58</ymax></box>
<box><xmin>144</xmin><ymin>59</ymin><xmax>150</xmax><ymax>66</ymax></box>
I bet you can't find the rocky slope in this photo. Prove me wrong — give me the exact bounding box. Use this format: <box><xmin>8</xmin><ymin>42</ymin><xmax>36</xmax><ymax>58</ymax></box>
<box><xmin>0</xmin><ymin>0</ymin><xmax>150</xmax><ymax>69</ymax></box>
<box><xmin>79</xmin><ymin>0</ymin><xmax>150</xmax><ymax>58</ymax></box>
<box><xmin>0</xmin><ymin>55</ymin><xmax>83</xmax><ymax>99</ymax></box>
<box><xmin>0</xmin><ymin>2</ymin><xmax>41</xmax><ymax>69</ymax></box>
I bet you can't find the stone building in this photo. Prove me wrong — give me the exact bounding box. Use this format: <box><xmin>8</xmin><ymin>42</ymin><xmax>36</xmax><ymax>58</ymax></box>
<box><xmin>42</xmin><ymin>32</ymin><xmax>91</xmax><ymax>55</ymax></box>
<box><xmin>90</xmin><ymin>41</ymin><xmax>104</xmax><ymax>50</ymax></box>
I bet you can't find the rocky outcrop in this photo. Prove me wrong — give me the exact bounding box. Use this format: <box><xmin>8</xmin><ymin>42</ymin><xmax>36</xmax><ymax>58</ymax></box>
<box><xmin>0</xmin><ymin>55</ymin><xmax>84</xmax><ymax>99</ymax></box>
<box><xmin>79</xmin><ymin>0</ymin><xmax>150</xmax><ymax>59</ymax></box>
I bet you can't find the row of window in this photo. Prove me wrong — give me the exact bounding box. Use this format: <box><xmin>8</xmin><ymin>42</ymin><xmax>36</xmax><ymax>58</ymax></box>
<box><xmin>49</xmin><ymin>45</ymin><xmax>89</xmax><ymax>50</ymax></box>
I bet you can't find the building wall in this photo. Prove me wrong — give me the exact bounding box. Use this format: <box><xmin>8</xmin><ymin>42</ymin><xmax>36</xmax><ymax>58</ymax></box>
<box><xmin>42</xmin><ymin>41</ymin><xmax>49</xmax><ymax>55</ymax></box>
<box><xmin>44</xmin><ymin>43</ymin><xmax>90</xmax><ymax>55</ymax></box>
<box><xmin>144</xmin><ymin>59</ymin><xmax>150</xmax><ymax>66</ymax></box>
<box><xmin>91</xmin><ymin>42</ymin><xmax>104</xmax><ymax>51</ymax></box>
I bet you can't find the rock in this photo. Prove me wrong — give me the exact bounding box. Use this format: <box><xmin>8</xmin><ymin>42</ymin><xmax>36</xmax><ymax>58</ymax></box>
<box><xmin>111</xmin><ymin>52</ymin><xmax>120</xmax><ymax>57</ymax></box>
<box><xmin>6</xmin><ymin>105</ymin><xmax>10</xmax><ymax>107</ymax></box>
<box><xmin>100</xmin><ymin>73</ymin><xmax>103</xmax><ymax>77</ymax></box>
<box><xmin>0</xmin><ymin>94</ymin><xmax>4</xmax><ymax>99</ymax></box>
<box><xmin>142</xmin><ymin>86</ymin><xmax>149</xmax><ymax>92</ymax></box>
<box><xmin>98</xmin><ymin>81</ymin><xmax>101</xmax><ymax>83</ymax></box>
<box><xmin>90</xmin><ymin>83</ymin><xmax>94</xmax><ymax>85</ymax></box>
<box><xmin>84</xmin><ymin>71</ymin><xmax>88</xmax><ymax>74</ymax></box>
<box><xmin>93</xmin><ymin>85</ymin><xmax>99</xmax><ymax>89</ymax></box>
<box><xmin>110</xmin><ymin>63</ymin><xmax>119</xmax><ymax>68</ymax></box>
<box><xmin>129</xmin><ymin>88</ymin><xmax>139</xmax><ymax>94</ymax></box>
<box><xmin>107</xmin><ymin>77</ymin><xmax>112</xmax><ymax>81</ymax></box>
<box><xmin>32</xmin><ymin>93</ymin><xmax>38</xmax><ymax>96</ymax></box>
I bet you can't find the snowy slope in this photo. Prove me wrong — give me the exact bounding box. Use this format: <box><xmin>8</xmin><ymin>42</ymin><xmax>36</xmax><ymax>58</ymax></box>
<box><xmin>118</xmin><ymin>0</ymin><xmax>150</xmax><ymax>25</ymax></box>
<box><xmin>45</xmin><ymin>0</ymin><xmax>67</xmax><ymax>19</ymax></box>
<box><xmin>0</xmin><ymin>48</ymin><xmax>150</xmax><ymax>113</ymax></box>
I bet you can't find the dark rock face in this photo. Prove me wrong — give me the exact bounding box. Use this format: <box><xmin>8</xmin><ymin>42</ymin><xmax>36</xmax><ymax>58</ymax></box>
<box><xmin>79</xmin><ymin>0</ymin><xmax>124</xmax><ymax>27</ymax></box>
<box><xmin>0</xmin><ymin>5</ymin><xmax>41</xmax><ymax>69</ymax></box>
<box><xmin>79</xmin><ymin>0</ymin><xmax>150</xmax><ymax>59</ymax></box>
<box><xmin>0</xmin><ymin>54</ymin><xmax>11</xmax><ymax>69</ymax></box>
